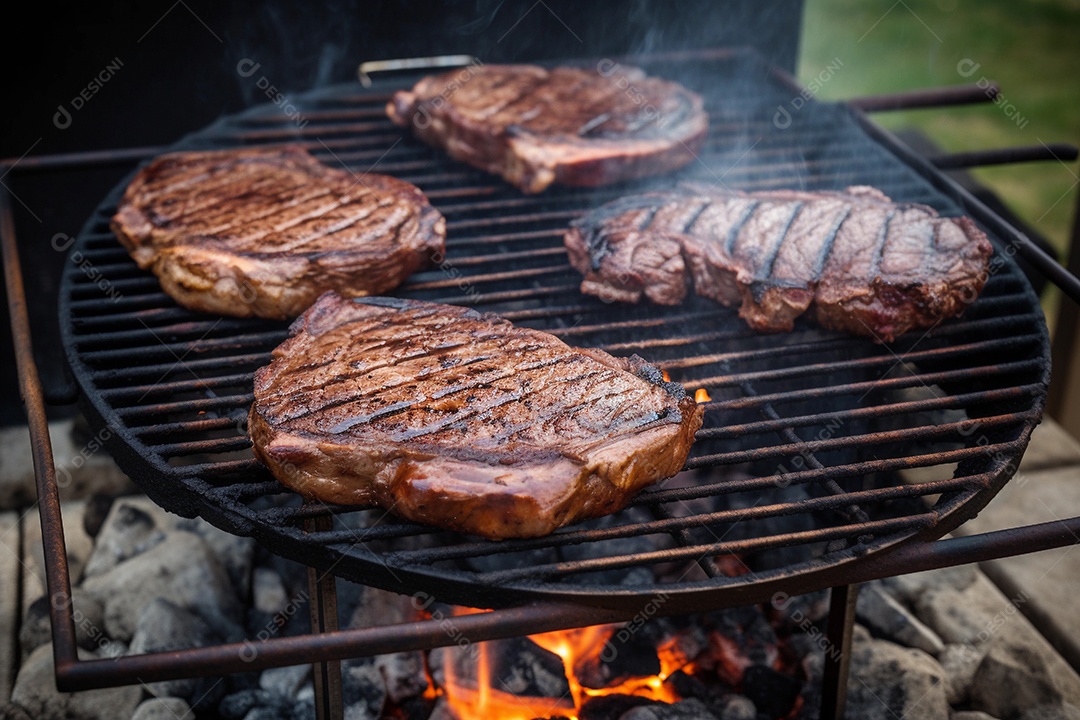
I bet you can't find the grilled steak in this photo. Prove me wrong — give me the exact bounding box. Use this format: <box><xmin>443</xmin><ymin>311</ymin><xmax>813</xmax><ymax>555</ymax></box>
<box><xmin>249</xmin><ymin>292</ymin><xmax>703</xmax><ymax>540</ymax></box>
<box><xmin>387</xmin><ymin>63</ymin><xmax>708</xmax><ymax>193</ymax></box>
<box><xmin>565</xmin><ymin>185</ymin><xmax>993</xmax><ymax>341</ymax></box>
<box><xmin>111</xmin><ymin>146</ymin><xmax>445</xmax><ymax>319</ymax></box>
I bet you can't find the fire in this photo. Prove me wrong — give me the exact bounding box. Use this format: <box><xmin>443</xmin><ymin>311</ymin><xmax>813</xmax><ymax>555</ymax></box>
<box><xmin>695</xmin><ymin>388</ymin><xmax>711</xmax><ymax>403</ymax></box>
<box><xmin>444</xmin><ymin>622</ymin><xmax>684</xmax><ymax>720</ymax></box>
<box><xmin>661</xmin><ymin>369</ymin><xmax>671</xmax><ymax>382</ymax></box>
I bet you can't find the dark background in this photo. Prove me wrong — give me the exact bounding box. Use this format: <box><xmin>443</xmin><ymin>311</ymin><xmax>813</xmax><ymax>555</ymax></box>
<box><xmin>0</xmin><ymin>0</ymin><xmax>804</xmax><ymax>424</ymax></box>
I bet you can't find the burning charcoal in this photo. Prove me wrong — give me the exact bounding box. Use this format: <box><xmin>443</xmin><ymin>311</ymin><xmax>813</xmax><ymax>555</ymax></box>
<box><xmin>740</xmin><ymin>665</ymin><xmax>801</xmax><ymax>719</ymax></box>
<box><xmin>341</xmin><ymin>659</ymin><xmax>387</xmax><ymax>719</ymax></box>
<box><xmin>701</xmin><ymin>607</ymin><xmax>779</xmax><ymax>684</ymax></box>
<box><xmin>395</xmin><ymin>694</ymin><xmax>437</xmax><ymax>720</ymax></box>
<box><xmin>576</xmin><ymin>627</ymin><xmax>661</xmax><ymax>690</ymax></box>
<box><xmin>427</xmin><ymin>697</ymin><xmax>462</xmax><ymax>720</ymax></box>
<box><xmin>618</xmin><ymin>698</ymin><xmax>722</xmax><ymax>719</ymax></box>
<box><xmin>494</xmin><ymin>637</ymin><xmax>572</xmax><ymax>699</ymax></box>
<box><xmin>661</xmin><ymin>669</ymin><xmax>711</xmax><ymax>701</ymax></box>
<box><xmin>375</xmin><ymin>650</ymin><xmax>430</xmax><ymax>703</ymax></box>
<box><xmin>578</xmin><ymin>694</ymin><xmax>659</xmax><ymax>720</ymax></box>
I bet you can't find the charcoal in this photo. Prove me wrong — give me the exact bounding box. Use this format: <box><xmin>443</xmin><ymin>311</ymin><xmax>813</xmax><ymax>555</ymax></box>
<box><xmin>341</xmin><ymin>659</ymin><xmax>386</xmax><ymax>719</ymax></box>
<box><xmin>579</xmin><ymin>694</ymin><xmax>659</xmax><ymax>720</ymax></box>
<box><xmin>495</xmin><ymin>637</ymin><xmax>571</xmax><ymax>699</ymax></box>
<box><xmin>741</xmin><ymin>665</ymin><xmax>801</xmax><ymax>719</ymax></box>
<box><xmin>576</xmin><ymin>629</ymin><xmax>660</xmax><ymax>689</ymax></box>
<box><xmin>217</xmin><ymin>689</ymin><xmax>293</xmax><ymax>720</ymax></box>
<box><xmin>662</xmin><ymin>669</ymin><xmax>710</xmax><ymax>700</ymax></box>
<box><xmin>618</xmin><ymin>698</ymin><xmax>721</xmax><ymax>719</ymax></box>
<box><xmin>701</xmin><ymin>607</ymin><xmax>779</xmax><ymax>683</ymax></box>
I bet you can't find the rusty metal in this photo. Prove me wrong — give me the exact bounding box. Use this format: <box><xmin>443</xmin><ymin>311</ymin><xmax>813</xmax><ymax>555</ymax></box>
<box><xmin>0</xmin><ymin>184</ymin><xmax>80</xmax><ymax>677</ymax></box>
<box><xmin>820</xmin><ymin>584</ymin><xmax>859</xmax><ymax>720</ymax></box>
<box><xmin>305</xmin><ymin>509</ymin><xmax>343</xmax><ymax>720</ymax></box>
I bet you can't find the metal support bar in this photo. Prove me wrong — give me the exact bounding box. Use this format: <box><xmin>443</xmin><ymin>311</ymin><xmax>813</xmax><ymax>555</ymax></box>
<box><xmin>930</xmin><ymin>143</ymin><xmax>1079</xmax><ymax>170</ymax></box>
<box><xmin>0</xmin><ymin>184</ymin><xmax>80</xmax><ymax>670</ymax></box>
<box><xmin>847</xmin><ymin>83</ymin><xmax>999</xmax><ymax>112</ymax></box>
<box><xmin>305</xmin><ymin>511</ymin><xmax>343</xmax><ymax>720</ymax></box>
<box><xmin>820</xmin><ymin>584</ymin><xmax>859</xmax><ymax>720</ymax></box>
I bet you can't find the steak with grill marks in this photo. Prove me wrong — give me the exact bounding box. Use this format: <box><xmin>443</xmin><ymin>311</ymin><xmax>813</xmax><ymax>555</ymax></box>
<box><xmin>564</xmin><ymin>185</ymin><xmax>993</xmax><ymax>341</ymax></box>
<box><xmin>386</xmin><ymin>64</ymin><xmax>708</xmax><ymax>193</ymax></box>
<box><xmin>111</xmin><ymin>146</ymin><xmax>445</xmax><ymax>319</ymax></box>
<box><xmin>248</xmin><ymin>292</ymin><xmax>703</xmax><ymax>540</ymax></box>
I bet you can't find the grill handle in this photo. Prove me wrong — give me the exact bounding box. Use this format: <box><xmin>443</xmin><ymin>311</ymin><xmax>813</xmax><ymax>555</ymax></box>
<box><xmin>848</xmin><ymin>82</ymin><xmax>999</xmax><ymax>112</ymax></box>
<box><xmin>930</xmin><ymin>143</ymin><xmax>1079</xmax><ymax>170</ymax></box>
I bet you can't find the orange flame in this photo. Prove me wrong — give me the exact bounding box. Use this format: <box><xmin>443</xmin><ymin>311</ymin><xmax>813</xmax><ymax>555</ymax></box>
<box><xmin>442</xmin><ymin>617</ymin><xmax>688</xmax><ymax>719</ymax></box>
<box><xmin>661</xmin><ymin>369</ymin><xmax>671</xmax><ymax>382</ymax></box>
<box><xmin>695</xmin><ymin>388</ymin><xmax>711</xmax><ymax>403</ymax></box>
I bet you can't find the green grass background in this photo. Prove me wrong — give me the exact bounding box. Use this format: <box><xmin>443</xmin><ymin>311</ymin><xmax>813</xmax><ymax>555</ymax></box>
<box><xmin>799</xmin><ymin>0</ymin><xmax>1080</xmax><ymax>328</ymax></box>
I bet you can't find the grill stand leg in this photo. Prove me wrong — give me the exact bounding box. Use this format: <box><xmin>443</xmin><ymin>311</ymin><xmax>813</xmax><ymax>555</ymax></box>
<box><xmin>304</xmin><ymin>513</ymin><xmax>344</xmax><ymax>720</ymax></box>
<box><xmin>819</xmin><ymin>583</ymin><xmax>859</xmax><ymax>720</ymax></box>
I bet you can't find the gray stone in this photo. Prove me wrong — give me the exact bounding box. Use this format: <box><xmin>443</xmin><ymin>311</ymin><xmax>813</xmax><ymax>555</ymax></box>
<box><xmin>0</xmin><ymin>420</ymin><xmax>136</xmax><ymax>511</ymax></box>
<box><xmin>883</xmin><ymin>565</ymin><xmax>978</xmax><ymax>606</ymax></box>
<box><xmin>20</xmin><ymin>589</ymin><xmax>110</xmax><ymax>659</ymax></box>
<box><xmin>955</xmin><ymin>463</ymin><xmax>1080</xmax><ymax>673</ymax></box>
<box><xmin>176</xmin><ymin>517</ymin><xmax>254</xmax><ymax>598</ymax></box>
<box><xmin>218</xmin><ymin>689</ymin><xmax>293</xmax><ymax>720</ymax></box>
<box><xmin>857</xmin><ymin>582</ymin><xmax>945</xmax><ymax>656</ymax></box>
<box><xmin>253</xmin><ymin>567</ymin><xmax>289</xmax><ymax>615</ymax></box>
<box><xmin>845</xmin><ymin>638</ymin><xmax>949</xmax><ymax>720</ymax></box>
<box><xmin>131</xmin><ymin>697</ymin><xmax>195</xmax><ymax>720</ymax></box>
<box><xmin>0</xmin><ymin>512</ymin><xmax>18</xmax><ymax>704</ymax></box>
<box><xmin>259</xmin><ymin>664</ymin><xmax>310</xmax><ymax>695</ymax></box>
<box><xmin>21</xmin><ymin>500</ymin><xmax>93</xmax><ymax>607</ymax></box>
<box><xmin>129</xmin><ymin>598</ymin><xmax>227</xmax><ymax>707</ymax></box>
<box><xmin>915</xmin><ymin>571</ymin><xmax>1080</xmax><ymax>714</ymax></box>
<box><xmin>81</xmin><ymin>529</ymin><xmax>241</xmax><ymax>642</ymax></box>
<box><xmin>83</xmin><ymin>500</ymin><xmax>167</xmax><ymax>578</ymax></box>
<box><xmin>971</xmin><ymin>638</ymin><xmax>1080</xmax><ymax>719</ymax></box>
<box><xmin>1018</xmin><ymin>705</ymin><xmax>1080</xmax><ymax>720</ymax></box>
<box><xmin>939</xmin><ymin>643</ymin><xmax>984</xmax><ymax>705</ymax></box>
<box><xmin>9</xmin><ymin>643</ymin><xmax>141</xmax><ymax>720</ymax></box>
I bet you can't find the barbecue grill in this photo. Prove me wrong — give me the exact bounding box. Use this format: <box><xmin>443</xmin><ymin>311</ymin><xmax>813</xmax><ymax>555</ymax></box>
<box><xmin>4</xmin><ymin>14</ymin><xmax>1080</xmax><ymax>720</ymax></box>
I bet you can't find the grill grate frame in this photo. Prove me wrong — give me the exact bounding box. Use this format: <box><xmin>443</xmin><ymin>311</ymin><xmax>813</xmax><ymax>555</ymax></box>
<box><xmin>59</xmin><ymin>50</ymin><xmax>1049</xmax><ymax>612</ymax></box>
